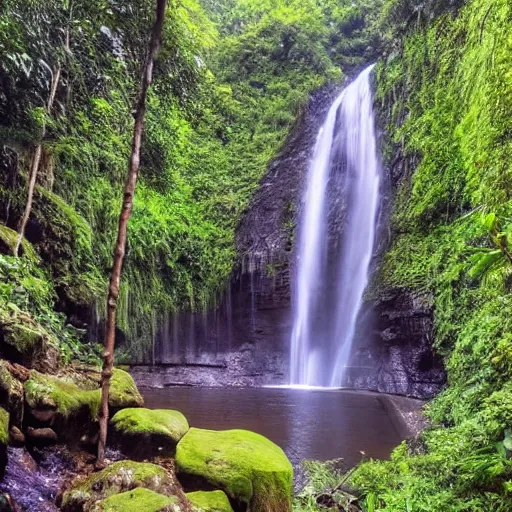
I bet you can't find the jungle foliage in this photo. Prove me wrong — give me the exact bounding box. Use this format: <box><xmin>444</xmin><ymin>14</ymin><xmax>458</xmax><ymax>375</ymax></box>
<box><xmin>0</xmin><ymin>0</ymin><xmax>381</xmax><ymax>359</ymax></box>
<box><xmin>341</xmin><ymin>0</ymin><xmax>512</xmax><ymax>510</ymax></box>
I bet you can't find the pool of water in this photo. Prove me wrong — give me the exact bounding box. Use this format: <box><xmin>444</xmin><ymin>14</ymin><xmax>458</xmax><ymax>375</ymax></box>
<box><xmin>141</xmin><ymin>387</ymin><xmax>403</xmax><ymax>468</ymax></box>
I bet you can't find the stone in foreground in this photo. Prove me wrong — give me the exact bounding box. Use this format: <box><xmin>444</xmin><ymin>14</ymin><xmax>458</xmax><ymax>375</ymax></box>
<box><xmin>186</xmin><ymin>490</ymin><xmax>234</xmax><ymax>512</ymax></box>
<box><xmin>94</xmin><ymin>488</ymin><xmax>178</xmax><ymax>512</ymax></box>
<box><xmin>176</xmin><ymin>428</ymin><xmax>293</xmax><ymax>512</ymax></box>
<box><xmin>60</xmin><ymin>460</ymin><xmax>178</xmax><ymax>511</ymax></box>
<box><xmin>111</xmin><ymin>408</ymin><xmax>189</xmax><ymax>458</ymax></box>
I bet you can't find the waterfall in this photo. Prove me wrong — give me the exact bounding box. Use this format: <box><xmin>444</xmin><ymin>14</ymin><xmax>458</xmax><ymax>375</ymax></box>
<box><xmin>290</xmin><ymin>65</ymin><xmax>381</xmax><ymax>388</ymax></box>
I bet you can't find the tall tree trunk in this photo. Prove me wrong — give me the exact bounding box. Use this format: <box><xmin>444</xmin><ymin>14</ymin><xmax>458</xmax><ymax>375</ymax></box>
<box><xmin>97</xmin><ymin>0</ymin><xmax>168</xmax><ymax>465</ymax></box>
<box><xmin>14</xmin><ymin>67</ymin><xmax>61</xmax><ymax>256</ymax></box>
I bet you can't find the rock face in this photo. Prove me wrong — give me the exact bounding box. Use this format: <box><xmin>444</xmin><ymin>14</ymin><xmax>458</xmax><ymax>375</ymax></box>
<box><xmin>135</xmin><ymin>87</ymin><xmax>339</xmax><ymax>387</ymax></box>
<box><xmin>133</xmin><ymin>77</ymin><xmax>446</xmax><ymax>399</ymax></box>
<box><xmin>176</xmin><ymin>428</ymin><xmax>293</xmax><ymax>512</ymax></box>
<box><xmin>347</xmin><ymin>288</ymin><xmax>445</xmax><ymax>398</ymax></box>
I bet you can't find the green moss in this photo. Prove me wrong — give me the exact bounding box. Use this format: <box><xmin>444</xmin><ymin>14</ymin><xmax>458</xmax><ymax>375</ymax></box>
<box><xmin>61</xmin><ymin>461</ymin><xmax>174</xmax><ymax>511</ymax></box>
<box><xmin>186</xmin><ymin>490</ymin><xmax>234</xmax><ymax>512</ymax></box>
<box><xmin>176</xmin><ymin>428</ymin><xmax>293</xmax><ymax>512</ymax></box>
<box><xmin>97</xmin><ymin>488</ymin><xmax>177</xmax><ymax>512</ymax></box>
<box><xmin>0</xmin><ymin>360</ymin><xmax>24</xmax><ymax>425</ymax></box>
<box><xmin>351</xmin><ymin>0</ymin><xmax>512</xmax><ymax>509</ymax></box>
<box><xmin>0</xmin><ymin>407</ymin><xmax>8</xmax><ymax>446</ymax></box>
<box><xmin>112</xmin><ymin>408</ymin><xmax>188</xmax><ymax>437</ymax></box>
<box><xmin>0</xmin><ymin>224</ymin><xmax>38</xmax><ymax>262</ymax></box>
<box><xmin>24</xmin><ymin>371</ymin><xmax>100</xmax><ymax>420</ymax></box>
<box><xmin>108</xmin><ymin>369</ymin><xmax>144</xmax><ymax>409</ymax></box>
<box><xmin>111</xmin><ymin>408</ymin><xmax>188</xmax><ymax>458</ymax></box>
<box><xmin>0</xmin><ymin>308</ymin><xmax>60</xmax><ymax>371</ymax></box>
<box><xmin>24</xmin><ymin>368</ymin><xmax>142</xmax><ymax>429</ymax></box>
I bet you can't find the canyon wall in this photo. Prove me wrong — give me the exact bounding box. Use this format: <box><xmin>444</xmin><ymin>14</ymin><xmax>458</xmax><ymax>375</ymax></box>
<box><xmin>133</xmin><ymin>77</ymin><xmax>446</xmax><ymax>399</ymax></box>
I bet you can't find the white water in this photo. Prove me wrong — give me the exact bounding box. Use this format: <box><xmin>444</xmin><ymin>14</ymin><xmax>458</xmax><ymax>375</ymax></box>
<box><xmin>290</xmin><ymin>65</ymin><xmax>381</xmax><ymax>388</ymax></box>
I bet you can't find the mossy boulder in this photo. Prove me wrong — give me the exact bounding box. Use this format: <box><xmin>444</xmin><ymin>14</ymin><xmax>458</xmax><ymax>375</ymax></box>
<box><xmin>24</xmin><ymin>368</ymin><xmax>142</xmax><ymax>442</ymax></box>
<box><xmin>0</xmin><ymin>224</ymin><xmax>38</xmax><ymax>260</ymax></box>
<box><xmin>0</xmin><ymin>407</ymin><xmax>9</xmax><ymax>478</ymax></box>
<box><xmin>0</xmin><ymin>360</ymin><xmax>24</xmax><ymax>426</ymax></box>
<box><xmin>176</xmin><ymin>429</ymin><xmax>293</xmax><ymax>512</ymax></box>
<box><xmin>186</xmin><ymin>491</ymin><xmax>234</xmax><ymax>512</ymax></box>
<box><xmin>108</xmin><ymin>369</ymin><xmax>144</xmax><ymax>410</ymax></box>
<box><xmin>61</xmin><ymin>461</ymin><xmax>177</xmax><ymax>512</ymax></box>
<box><xmin>0</xmin><ymin>309</ymin><xmax>60</xmax><ymax>372</ymax></box>
<box><xmin>93</xmin><ymin>488</ymin><xmax>178</xmax><ymax>512</ymax></box>
<box><xmin>111</xmin><ymin>408</ymin><xmax>189</xmax><ymax>459</ymax></box>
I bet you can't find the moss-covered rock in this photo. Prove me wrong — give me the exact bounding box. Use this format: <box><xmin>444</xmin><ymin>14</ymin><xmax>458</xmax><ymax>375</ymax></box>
<box><xmin>0</xmin><ymin>224</ymin><xmax>38</xmax><ymax>261</ymax></box>
<box><xmin>176</xmin><ymin>429</ymin><xmax>293</xmax><ymax>512</ymax></box>
<box><xmin>61</xmin><ymin>461</ymin><xmax>177</xmax><ymax>512</ymax></box>
<box><xmin>0</xmin><ymin>360</ymin><xmax>24</xmax><ymax>426</ymax></box>
<box><xmin>0</xmin><ymin>407</ymin><xmax>9</xmax><ymax>478</ymax></box>
<box><xmin>186</xmin><ymin>491</ymin><xmax>234</xmax><ymax>512</ymax></box>
<box><xmin>0</xmin><ymin>310</ymin><xmax>60</xmax><ymax>372</ymax></box>
<box><xmin>93</xmin><ymin>488</ymin><xmax>178</xmax><ymax>512</ymax></box>
<box><xmin>108</xmin><ymin>369</ymin><xmax>144</xmax><ymax>410</ymax></box>
<box><xmin>111</xmin><ymin>408</ymin><xmax>189</xmax><ymax>459</ymax></box>
<box><xmin>24</xmin><ymin>368</ymin><xmax>142</xmax><ymax>441</ymax></box>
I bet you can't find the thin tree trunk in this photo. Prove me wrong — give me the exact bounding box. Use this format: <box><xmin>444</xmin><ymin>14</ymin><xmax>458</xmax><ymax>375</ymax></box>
<box><xmin>97</xmin><ymin>0</ymin><xmax>168</xmax><ymax>466</ymax></box>
<box><xmin>14</xmin><ymin>66</ymin><xmax>61</xmax><ymax>256</ymax></box>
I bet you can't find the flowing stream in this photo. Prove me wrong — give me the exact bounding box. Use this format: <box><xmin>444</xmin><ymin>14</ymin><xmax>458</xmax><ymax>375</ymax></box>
<box><xmin>290</xmin><ymin>65</ymin><xmax>381</xmax><ymax>387</ymax></box>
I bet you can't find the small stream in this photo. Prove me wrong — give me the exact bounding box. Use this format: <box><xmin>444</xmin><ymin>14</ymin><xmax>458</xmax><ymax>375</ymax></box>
<box><xmin>0</xmin><ymin>447</ymin><xmax>70</xmax><ymax>511</ymax></box>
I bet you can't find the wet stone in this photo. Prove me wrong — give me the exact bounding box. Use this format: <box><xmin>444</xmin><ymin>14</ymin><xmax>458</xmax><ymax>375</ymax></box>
<box><xmin>26</xmin><ymin>427</ymin><xmax>58</xmax><ymax>447</ymax></box>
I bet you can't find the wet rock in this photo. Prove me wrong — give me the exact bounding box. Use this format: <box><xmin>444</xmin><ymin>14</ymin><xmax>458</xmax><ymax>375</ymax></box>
<box><xmin>186</xmin><ymin>490</ymin><xmax>234</xmax><ymax>512</ymax></box>
<box><xmin>0</xmin><ymin>408</ymin><xmax>8</xmax><ymax>478</ymax></box>
<box><xmin>93</xmin><ymin>488</ymin><xmax>178</xmax><ymax>512</ymax></box>
<box><xmin>60</xmin><ymin>460</ymin><xmax>179</xmax><ymax>512</ymax></box>
<box><xmin>8</xmin><ymin>426</ymin><xmax>24</xmax><ymax>447</ymax></box>
<box><xmin>0</xmin><ymin>361</ymin><xmax>23</xmax><ymax>427</ymax></box>
<box><xmin>347</xmin><ymin>287</ymin><xmax>446</xmax><ymax>398</ymax></box>
<box><xmin>111</xmin><ymin>408</ymin><xmax>189</xmax><ymax>459</ymax></box>
<box><xmin>26</xmin><ymin>427</ymin><xmax>58</xmax><ymax>447</ymax></box>
<box><xmin>176</xmin><ymin>428</ymin><xmax>293</xmax><ymax>512</ymax></box>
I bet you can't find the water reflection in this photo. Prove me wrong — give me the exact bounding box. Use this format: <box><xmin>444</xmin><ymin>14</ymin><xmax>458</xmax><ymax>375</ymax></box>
<box><xmin>141</xmin><ymin>387</ymin><xmax>402</xmax><ymax>468</ymax></box>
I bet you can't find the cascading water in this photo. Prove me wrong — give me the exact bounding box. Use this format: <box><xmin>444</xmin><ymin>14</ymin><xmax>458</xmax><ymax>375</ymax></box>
<box><xmin>290</xmin><ymin>65</ymin><xmax>381</xmax><ymax>388</ymax></box>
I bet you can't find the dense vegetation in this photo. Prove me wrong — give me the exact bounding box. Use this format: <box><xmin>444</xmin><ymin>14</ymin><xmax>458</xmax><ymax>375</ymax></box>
<box><xmin>295</xmin><ymin>0</ymin><xmax>512</xmax><ymax>510</ymax></box>
<box><xmin>3</xmin><ymin>0</ymin><xmax>512</xmax><ymax>510</ymax></box>
<box><xmin>0</xmin><ymin>0</ymin><xmax>381</xmax><ymax>360</ymax></box>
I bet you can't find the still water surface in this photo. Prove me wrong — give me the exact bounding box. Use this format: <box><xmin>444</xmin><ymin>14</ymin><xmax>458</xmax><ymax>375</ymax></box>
<box><xmin>142</xmin><ymin>387</ymin><xmax>402</xmax><ymax>468</ymax></box>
